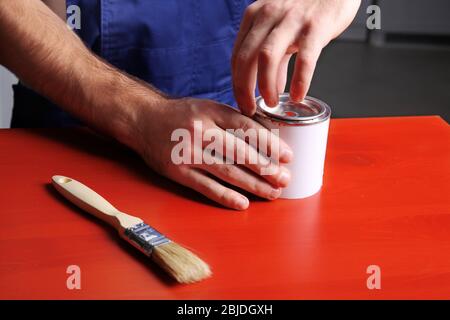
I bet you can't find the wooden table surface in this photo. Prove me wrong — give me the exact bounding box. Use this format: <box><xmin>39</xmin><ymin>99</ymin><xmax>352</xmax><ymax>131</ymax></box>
<box><xmin>0</xmin><ymin>116</ymin><xmax>449</xmax><ymax>299</ymax></box>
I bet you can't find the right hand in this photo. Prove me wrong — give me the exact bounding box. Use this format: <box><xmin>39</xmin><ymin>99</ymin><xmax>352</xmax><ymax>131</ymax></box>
<box><xmin>132</xmin><ymin>97</ymin><xmax>293</xmax><ymax>210</ymax></box>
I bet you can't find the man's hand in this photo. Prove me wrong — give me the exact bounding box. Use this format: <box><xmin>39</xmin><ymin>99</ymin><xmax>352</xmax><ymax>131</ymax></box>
<box><xmin>0</xmin><ymin>0</ymin><xmax>293</xmax><ymax>210</ymax></box>
<box><xmin>232</xmin><ymin>0</ymin><xmax>361</xmax><ymax>116</ymax></box>
<box><xmin>132</xmin><ymin>97</ymin><xmax>293</xmax><ymax>210</ymax></box>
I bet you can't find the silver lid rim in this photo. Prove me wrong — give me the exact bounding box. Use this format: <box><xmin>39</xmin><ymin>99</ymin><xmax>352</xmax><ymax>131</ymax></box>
<box><xmin>255</xmin><ymin>94</ymin><xmax>331</xmax><ymax>126</ymax></box>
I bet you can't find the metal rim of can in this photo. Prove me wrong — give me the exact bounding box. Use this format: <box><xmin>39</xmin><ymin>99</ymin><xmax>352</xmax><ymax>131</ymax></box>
<box><xmin>255</xmin><ymin>93</ymin><xmax>331</xmax><ymax>126</ymax></box>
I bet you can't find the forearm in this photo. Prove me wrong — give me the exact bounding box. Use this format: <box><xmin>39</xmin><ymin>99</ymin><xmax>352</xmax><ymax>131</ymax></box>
<box><xmin>0</xmin><ymin>0</ymin><xmax>165</xmax><ymax>150</ymax></box>
<box><xmin>0</xmin><ymin>1</ymin><xmax>297</xmax><ymax>210</ymax></box>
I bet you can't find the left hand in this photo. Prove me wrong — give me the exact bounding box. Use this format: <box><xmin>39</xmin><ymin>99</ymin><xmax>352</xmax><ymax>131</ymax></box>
<box><xmin>232</xmin><ymin>0</ymin><xmax>361</xmax><ymax>116</ymax></box>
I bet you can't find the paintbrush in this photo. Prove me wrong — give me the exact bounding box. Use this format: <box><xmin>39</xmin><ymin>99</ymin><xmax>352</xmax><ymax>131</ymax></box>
<box><xmin>52</xmin><ymin>175</ymin><xmax>211</xmax><ymax>284</ymax></box>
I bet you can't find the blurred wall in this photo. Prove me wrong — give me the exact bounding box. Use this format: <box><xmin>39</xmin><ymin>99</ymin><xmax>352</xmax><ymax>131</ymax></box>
<box><xmin>379</xmin><ymin>0</ymin><xmax>450</xmax><ymax>35</ymax></box>
<box><xmin>341</xmin><ymin>0</ymin><xmax>450</xmax><ymax>42</ymax></box>
<box><xmin>0</xmin><ymin>66</ymin><xmax>16</xmax><ymax>128</ymax></box>
<box><xmin>1</xmin><ymin>1</ymin><xmax>450</xmax><ymax>128</ymax></box>
<box><xmin>288</xmin><ymin>0</ymin><xmax>450</xmax><ymax>122</ymax></box>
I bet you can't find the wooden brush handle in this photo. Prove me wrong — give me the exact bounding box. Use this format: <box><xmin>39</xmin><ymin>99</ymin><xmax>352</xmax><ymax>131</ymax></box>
<box><xmin>52</xmin><ymin>175</ymin><xmax>142</xmax><ymax>230</ymax></box>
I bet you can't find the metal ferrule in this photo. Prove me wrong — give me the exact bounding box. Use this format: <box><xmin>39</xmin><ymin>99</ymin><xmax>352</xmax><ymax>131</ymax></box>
<box><xmin>122</xmin><ymin>223</ymin><xmax>170</xmax><ymax>256</ymax></box>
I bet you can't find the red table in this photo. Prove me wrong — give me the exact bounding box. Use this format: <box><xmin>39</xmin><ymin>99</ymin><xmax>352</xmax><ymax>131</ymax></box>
<box><xmin>0</xmin><ymin>116</ymin><xmax>449</xmax><ymax>299</ymax></box>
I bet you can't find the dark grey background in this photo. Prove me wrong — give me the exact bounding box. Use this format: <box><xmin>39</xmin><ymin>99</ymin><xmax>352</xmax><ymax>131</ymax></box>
<box><xmin>286</xmin><ymin>0</ymin><xmax>450</xmax><ymax>122</ymax></box>
<box><xmin>1</xmin><ymin>1</ymin><xmax>449</xmax><ymax>127</ymax></box>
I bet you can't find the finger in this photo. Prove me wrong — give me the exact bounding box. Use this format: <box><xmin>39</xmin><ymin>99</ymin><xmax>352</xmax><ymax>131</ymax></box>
<box><xmin>176</xmin><ymin>167</ymin><xmax>249</xmax><ymax>210</ymax></box>
<box><xmin>232</xmin><ymin>54</ymin><xmax>258</xmax><ymax>117</ymax></box>
<box><xmin>289</xmin><ymin>28</ymin><xmax>323</xmax><ymax>102</ymax></box>
<box><xmin>222</xmin><ymin>130</ymin><xmax>290</xmax><ymax>188</ymax></box>
<box><xmin>231</xmin><ymin>3</ymin><xmax>261</xmax><ymax>117</ymax></box>
<box><xmin>277</xmin><ymin>54</ymin><xmax>292</xmax><ymax>95</ymax></box>
<box><xmin>195</xmin><ymin>160</ymin><xmax>282</xmax><ymax>200</ymax></box>
<box><xmin>257</xmin><ymin>20</ymin><xmax>298</xmax><ymax>107</ymax></box>
<box><xmin>198</xmin><ymin>125</ymin><xmax>290</xmax><ymax>188</ymax></box>
<box><xmin>231</xmin><ymin>2</ymin><xmax>262</xmax><ymax>71</ymax></box>
<box><xmin>214</xmin><ymin>108</ymin><xmax>293</xmax><ymax>163</ymax></box>
<box><xmin>233</xmin><ymin>3</ymin><xmax>284</xmax><ymax>116</ymax></box>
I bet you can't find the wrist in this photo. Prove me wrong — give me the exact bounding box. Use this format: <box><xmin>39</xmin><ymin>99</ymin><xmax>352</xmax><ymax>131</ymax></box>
<box><xmin>53</xmin><ymin>48</ymin><xmax>170</xmax><ymax>154</ymax></box>
<box><xmin>92</xmin><ymin>70</ymin><xmax>168</xmax><ymax>153</ymax></box>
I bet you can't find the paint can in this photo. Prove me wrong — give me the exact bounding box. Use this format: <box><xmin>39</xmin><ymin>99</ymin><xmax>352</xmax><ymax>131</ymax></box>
<box><xmin>255</xmin><ymin>93</ymin><xmax>331</xmax><ymax>199</ymax></box>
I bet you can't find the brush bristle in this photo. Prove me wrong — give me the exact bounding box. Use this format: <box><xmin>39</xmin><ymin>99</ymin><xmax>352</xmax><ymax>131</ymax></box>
<box><xmin>151</xmin><ymin>242</ymin><xmax>211</xmax><ymax>283</ymax></box>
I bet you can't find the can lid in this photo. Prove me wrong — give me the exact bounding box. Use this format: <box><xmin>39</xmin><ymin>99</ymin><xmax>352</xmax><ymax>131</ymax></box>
<box><xmin>256</xmin><ymin>93</ymin><xmax>330</xmax><ymax>125</ymax></box>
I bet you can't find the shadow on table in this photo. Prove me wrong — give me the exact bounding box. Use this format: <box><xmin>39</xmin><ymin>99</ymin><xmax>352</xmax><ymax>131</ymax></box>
<box><xmin>31</xmin><ymin>126</ymin><xmax>227</xmax><ymax>209</ymax></box>
<box><xmin>31</xmin><ymin>126</ymin><xmax>228</xmax><ymax>286</ymax></box>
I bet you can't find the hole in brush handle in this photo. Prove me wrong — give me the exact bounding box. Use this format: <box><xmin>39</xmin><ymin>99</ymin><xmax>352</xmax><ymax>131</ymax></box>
<box><xmin>56</xmin><ymin>177</ymin><xmax>72</xmax><ymax>184</ymax></box>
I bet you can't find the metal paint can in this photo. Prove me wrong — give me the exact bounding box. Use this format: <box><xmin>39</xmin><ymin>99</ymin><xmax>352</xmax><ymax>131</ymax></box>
<box><xmin>255</xmin><ymin>93</ymin><xmax>331</xmax><ymax>199</ymax></box>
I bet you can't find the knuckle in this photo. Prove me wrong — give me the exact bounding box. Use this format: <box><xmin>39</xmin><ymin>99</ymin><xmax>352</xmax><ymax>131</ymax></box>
<box><xmin>239</xmin><ymin>118</ymin><xmax>253</xmax><ymax>132</ymax></box>
<box><xmin>219</xmin><ymin>188</ymin><xmax>233</xmax><ymax>204</ymax></box>
<box><xmin>297</xmin><ymin>52</ymin><xmax>315</xmax><ymax>68</ymax></box>
<box><xmin>221</xmin><ymin>164</ymin><xmax>235</xmax><ymax>177</ymax></box>
<box><xmin>251</xmin><ymin>180</ymin><xmax>266</xmax><ymax>194</ymax></box>
<box><xmin>199</xmin><ymin>179</ymin><xmax>215</xmax><ymax>195</ymax></box>
<box><xmin>259</xmin><ymin>45</ymin><xmax>275</xmax><ymax>62</ymax></box>
<box><xmin>244</xmin><ymin>4</ymin><xmax>258</xmax><ymax>20</ymax></box>
<box><xmin>260</xmin><ymin>3</ymin><xmax>279</xmax><ymax>18</ymax></box>
<box><xmin>235</xmin><ymin>50</ymin><xmax>252</xmax><ymax>65</ymax></box>
<box><xmin>284</xmin><ymin>12</ymin><xmax>302</xmax><ymax>28</ymax></box>
<box><xmin>259</xmin><ymin>185</ymin><xmax>274</xmax><ymax>198</ymax></box>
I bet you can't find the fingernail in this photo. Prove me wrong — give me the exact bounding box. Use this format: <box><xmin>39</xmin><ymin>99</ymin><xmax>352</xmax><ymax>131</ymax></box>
<box><xmin>269</xmin><ymin>188</ymin><xmax>282</xmax><ymax>200</ymax></box>
<box><xmin>277</xmin><ymin>170</ymin><xmax>290</xmax><ymax>187</ymax></box>
<box><xmin>281</xmin><ymin>148</ymin><xmax>294</xmax><ymax>163</ymax></box>
<box><xmin>235</xmin><ymin>196</ymin><xmax>249</xmax><ymax>210</ymax></box>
